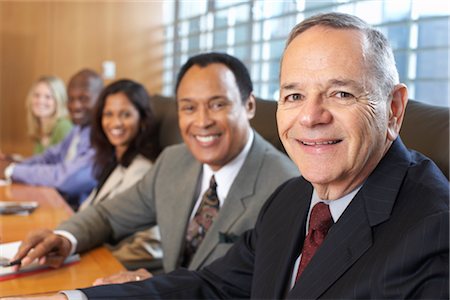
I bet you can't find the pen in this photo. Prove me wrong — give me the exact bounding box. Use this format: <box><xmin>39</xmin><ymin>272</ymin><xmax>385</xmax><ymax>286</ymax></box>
<box><xmin>0</xmin><ymin>258</ymin><xmax>21</xmax><ymax>267</ymax></box>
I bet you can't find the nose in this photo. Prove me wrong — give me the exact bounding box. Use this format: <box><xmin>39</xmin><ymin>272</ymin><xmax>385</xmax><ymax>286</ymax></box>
<box><xmin>298</xmin><ymin>95</ymin><xmax>332</xmax><ymax>127</ymax></box>
<box><xmin>110</xmin><ymin>115</ymin><xmax>123</xmax><ymax>127</ymax></box>
<box><xmin>70</xmin><ymin>99</ymin><xmax>82</xmax><ymax>110</ymax></box>
<box><xmin>195</xmin><ymin>106</ymin><xmax>214</xmax><ymax>128</ymax></box>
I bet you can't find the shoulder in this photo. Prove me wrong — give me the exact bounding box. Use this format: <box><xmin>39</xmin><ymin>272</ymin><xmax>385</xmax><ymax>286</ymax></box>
<box><xmin>127</xmin><ymin>154</ymin><xmax>153</xmax><ymax>171</ymax></box>
<box><xmin>55</xmin><ymin>117</ymin><xmax>73</xmax><ymax>129</ymax></box>
<box><xmin>400</xmin><ymin>151</ymin><xmax>449</xmax><ymax>212</ymax></box>
<box><xmin>257</xmin><ymin>177</ymin><xmax>312</xmax><ymax>221</ymax></box>
<box><xmin>251</xmin><ymin>132</ymin><xmax>299</xmax><ymax>176</ymax></box>
<box><xmin>52</xmin><ymin>118</ymin><xmax>73</xmax><ymax>141</ymax></box>
<box><xmin>157</xmin><ymin>143</ymin><xmax>194</xmax><ymax>163</ymax></box>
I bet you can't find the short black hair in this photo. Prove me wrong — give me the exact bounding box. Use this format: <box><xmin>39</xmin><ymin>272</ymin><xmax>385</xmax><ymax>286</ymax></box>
<box><xmin>175</xmin><ymin>52</ymin><xmax>253</xmax><ymax>103</ymax></box>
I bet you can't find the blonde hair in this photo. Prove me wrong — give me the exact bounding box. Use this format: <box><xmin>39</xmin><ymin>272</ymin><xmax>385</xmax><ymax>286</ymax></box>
<box><xmin>26</xmin><ymin>75</ymin><xmax>68</xmax><ymax>138</ymax></box>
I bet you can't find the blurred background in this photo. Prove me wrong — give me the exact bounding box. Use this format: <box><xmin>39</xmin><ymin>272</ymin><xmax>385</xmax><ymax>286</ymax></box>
<box><xmin>1</xmin><ymin>0</ymin><xmax>449</xmax><ymax>155</ymax></box>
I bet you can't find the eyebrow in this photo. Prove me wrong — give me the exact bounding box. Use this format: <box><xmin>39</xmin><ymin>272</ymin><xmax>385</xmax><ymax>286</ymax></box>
<box><xmin>177</xmin><ymin>95</ymin><xmax>228</xmax><ymax>102</ymax></box>
<box><xmin>280</xmin><ymin>79</ymin><xmax>365</xmax><ymax>91</ymax></box>
<box><xmin>327</xmin><ymin>78</ymin><xmax>362</xmax><ymax>88</ymax></box>
<box><xmin>280</xmin><ymin>82</ymin><xmax>300</xmax><ymax>91</ymax></box>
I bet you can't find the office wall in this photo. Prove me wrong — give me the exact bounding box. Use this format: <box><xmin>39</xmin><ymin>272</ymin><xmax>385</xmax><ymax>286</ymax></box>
<box><xmin>0</xmin><ymin>1</ymin><xmax>165</xmax><ymax>155</ymax></box>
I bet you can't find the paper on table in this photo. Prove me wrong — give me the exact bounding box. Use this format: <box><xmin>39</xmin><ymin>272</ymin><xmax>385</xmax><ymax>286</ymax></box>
<box><xmin>0</xmin><ymin>241</ymin><xmax>80</xmax><ymax>281</ymax></box>
<box><xmin>0</xmin><ymin>201</ymin><xmax>39</xmax><ymax>215</ymax></box>
<box><xmin>0</xmin><ymin>179</ymin><xmax>9</xmax><ymax>187</ymax></box>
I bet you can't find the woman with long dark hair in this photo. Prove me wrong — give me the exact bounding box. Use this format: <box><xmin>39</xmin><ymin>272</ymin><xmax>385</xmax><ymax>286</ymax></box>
<box><xmin>80</xmin><ymin>79</ymin><xmax>161</xmax><ymax>268</ymax></box>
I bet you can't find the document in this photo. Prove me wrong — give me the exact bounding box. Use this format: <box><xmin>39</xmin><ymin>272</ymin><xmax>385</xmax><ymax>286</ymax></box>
<box><xmin>0</xmin><ymin>201</ymin><xmax>39</xmax><ymax>215</ymax></box>
<box><xmin>0</xmin><ymin>241</ymin><xmax>80</xmax><ymax>281</ymax></box>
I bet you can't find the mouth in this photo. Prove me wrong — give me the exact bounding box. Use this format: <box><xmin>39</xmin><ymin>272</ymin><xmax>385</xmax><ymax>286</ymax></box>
<box><xmin>108</xmin><ymin>128</ymin><xmax>125</xmax><ymax>137</ymax></box>
<box><xmin>194</xmin><ymin>134</ymin><xmax>221</xmax><ymax>144</ymax></box>
<box><xmin>71</xmin><ymin>112</ymin><xmax>85</xmax><ymax>119</ymax></box>
<box><xmin>300</xmin><ymin>139</ymin><xmax>342</xmax><ymax>146</ymax></box>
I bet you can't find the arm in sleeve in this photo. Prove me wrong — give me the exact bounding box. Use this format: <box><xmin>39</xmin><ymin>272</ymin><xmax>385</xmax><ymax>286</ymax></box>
<box><xmin>400</xmin><ymin>210</ymin><xmax>449</xmax><ymax>298</ymax></box>
<box><xmin>57</xmin><ymin>154</ymin><xmax>162</xmax><ymax>253</ymax></box>
<box><xmin>76</xmin><ymin>221</ymin><xmax>258</xmax><ymax>299</ymax></box>
<box><xmin>12</xmin><ymin>147</ymin><xmax>96</xmax><ymax>196</ymax></box>
<box><xmin>22</xmin><ymin>128</ymin><xmax>74</xmax><ymax>165</ymax></box>
<box><xmin>11</xmin><ymin>126</ymin><xmax>97</xmax><ymax>196</ymax></box>
<box><xmin>77</xmin><ymin>177</ymin><xmax>290</xmax><ymax>299</ymax></box>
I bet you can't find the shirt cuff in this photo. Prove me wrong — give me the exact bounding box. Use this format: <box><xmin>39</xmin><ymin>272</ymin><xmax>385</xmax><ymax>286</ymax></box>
<box><xmin>4</xmin><ymin>162</ymin><xmax>15</xmax><ymax>181</ymax></box>
<box><xmin>60</xmin><ymin>290</ymin><xmax>88</xmax><ymax>300</ymax></box>
<box><xmin>54</xmin><ymin>230</ymin><xmax>78</xmax><ymax>255</ymax></box>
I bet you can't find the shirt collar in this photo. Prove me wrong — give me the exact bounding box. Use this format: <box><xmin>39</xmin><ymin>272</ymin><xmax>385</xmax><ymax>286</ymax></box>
<box><xmin>310</xmin><ymin>185</ymin><xmax>362</xmax><ymax>224</ymax></box>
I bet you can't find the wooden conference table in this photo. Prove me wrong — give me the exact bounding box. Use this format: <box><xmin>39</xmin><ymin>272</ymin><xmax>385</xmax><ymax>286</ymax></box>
<box><xmin>0</xmin><ymin>183</ymin><xmax>125</xmax><ymax>297</ymax></box>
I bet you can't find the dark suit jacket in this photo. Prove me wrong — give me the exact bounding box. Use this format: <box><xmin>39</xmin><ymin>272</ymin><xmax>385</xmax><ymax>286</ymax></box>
<box><xmin>81</xmin><ymin>138</ymin><xmax>449</xmax><ymax>299</ymax></box>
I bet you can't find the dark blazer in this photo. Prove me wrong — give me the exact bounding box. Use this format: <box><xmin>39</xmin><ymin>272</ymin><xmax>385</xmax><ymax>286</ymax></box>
<box><xmin>81</xmin><ymin>138</ymin><xmax>449</xmax><ymax>299</ymax></box>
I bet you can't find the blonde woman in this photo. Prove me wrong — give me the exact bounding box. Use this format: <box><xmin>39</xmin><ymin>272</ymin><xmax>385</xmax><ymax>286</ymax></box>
<box><xmin>26</xmin><ymin>75</ymin><xmax>72</xmax><ymax>154</ymax></box>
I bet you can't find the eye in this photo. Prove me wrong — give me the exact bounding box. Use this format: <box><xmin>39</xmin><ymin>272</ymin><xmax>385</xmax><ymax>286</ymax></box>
<box><xmin>179</xmin><ymin>104</ymin><xmax>195</xmax><ymax>113</ymax></box>
<box><xmin>80</xmin><ymin>95</ymin><xmax>90</xmax><ymax>103</ymax></box>
<box><xmin>328</xmin><ymin>90</ymin><xmax>359</xmax><ymax>105</ymax></box>
<box><xmin>334</xmin><ymin>91</ymin><xmax>355</xmax><ymax>99</ymax></box>
<box><xmin>283</xmin><ymin>93</ymin><xmax>303</xmax><ymax>102</ymax></box>
<box><xmin>209</xmin><ymin>100</ymin><xmax>228</xmax><ymax>111</ymax></box>
<box><xmin>120</xmin><ymin>111</ymin><xmax>132</xmax><ymax>118</ymax></box>
<box><xmin>102</xmin><ymin>111</ymin><xmax>113</xmax><ymax>118</ymax></box>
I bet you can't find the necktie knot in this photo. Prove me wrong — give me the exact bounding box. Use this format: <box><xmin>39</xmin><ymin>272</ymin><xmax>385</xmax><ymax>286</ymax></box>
<box><xmin>203</xmin><ymin>176</ymin><xmax>219</xmax><ymax>206</ymax></box>
<box><xmin>309</xmin><ymin>202</ymin><xmax>333</xmax><ymax>233</ymax></box>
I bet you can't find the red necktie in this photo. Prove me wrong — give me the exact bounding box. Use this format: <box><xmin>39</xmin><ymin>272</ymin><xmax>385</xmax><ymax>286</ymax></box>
<box><xmin>183</xmin><ymin>175</ymin><xmax>220</xmax><ymax>266</ymax></box>
<box><xmin>296</xmin><ymin>202</ymin><xmax>333</xmax><ymax>281</ymax></box>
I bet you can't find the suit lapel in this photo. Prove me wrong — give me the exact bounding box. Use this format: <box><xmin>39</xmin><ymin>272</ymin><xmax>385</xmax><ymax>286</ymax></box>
<box><xmin>163</xmin><ymin>157</ymin><xmax>202</xmax><ymax>271</ymax></box>
<box><xmin>190</xmin><ymin>133</ymin><xmax>265</xmax><ymax>269</ymax></box>
<box><xmin>288</xmin><ymin>139</ymin><xmax>410</xmax><ymax>299</ymax></box>
<box><xmin>271</xmin><ymin>181</ymin><xmax>312</xmax><ymax>298</ymax></box>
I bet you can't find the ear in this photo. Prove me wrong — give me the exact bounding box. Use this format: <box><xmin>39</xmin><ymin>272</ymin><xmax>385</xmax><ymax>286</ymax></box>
<box><xmin>245</xmin><ymin>94</ymin><xmax>256</xmax><ymax>120</ymax></box>
<box><xmin>387</xmin><ymin>84</ymin><xmax>408</xmax><ymax>141</ymax></box>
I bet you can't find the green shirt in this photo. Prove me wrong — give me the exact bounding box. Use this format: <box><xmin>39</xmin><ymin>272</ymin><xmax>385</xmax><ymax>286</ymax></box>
<box><xmin>33</xmin><ymin>117</ymin><xmax>73</xmax><ymax>154</ymax></box>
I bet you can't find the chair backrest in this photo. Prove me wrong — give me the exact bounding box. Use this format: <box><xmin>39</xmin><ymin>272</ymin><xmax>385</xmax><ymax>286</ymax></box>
<box><xmin>151</xmin><ymin>95</ymin><xmax>449</xmax><ymax>179</ymax></box>
<box><xmin>399</xmin><ymin>100</ymin><xmax>449</xmax><ymax>178</ymax></box>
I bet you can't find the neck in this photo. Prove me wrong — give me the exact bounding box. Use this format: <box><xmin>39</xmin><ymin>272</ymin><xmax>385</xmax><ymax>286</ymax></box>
<box><xmin>115</xmin><ymin>146</ymin><xmax>126</xmax><ymax>162</ymax></box>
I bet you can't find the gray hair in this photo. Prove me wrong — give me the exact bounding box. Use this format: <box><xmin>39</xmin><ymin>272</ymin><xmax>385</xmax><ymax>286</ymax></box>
<box><xmin>285</xmin><ymin>12</ymin><xmax>399</xmax><ymax>99</ymax></box>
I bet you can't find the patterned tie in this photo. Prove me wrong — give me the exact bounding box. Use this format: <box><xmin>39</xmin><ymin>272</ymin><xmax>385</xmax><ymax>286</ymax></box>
<box><xmin>183</xmin><ymin>175</ymin><xmax>220</xmax><ymax>266</ymax></box>
<box><xmin>296</xmin><ymin>202</ymin><xmax>333</xmax><ymax>281</ymax></box>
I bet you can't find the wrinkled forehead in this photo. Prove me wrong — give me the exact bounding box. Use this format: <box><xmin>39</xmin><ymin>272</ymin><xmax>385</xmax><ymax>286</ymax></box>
<box><xmin>281</xmin><ymin>26</ymin><xmax>371</xmax><ymax>85</ymax></box>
